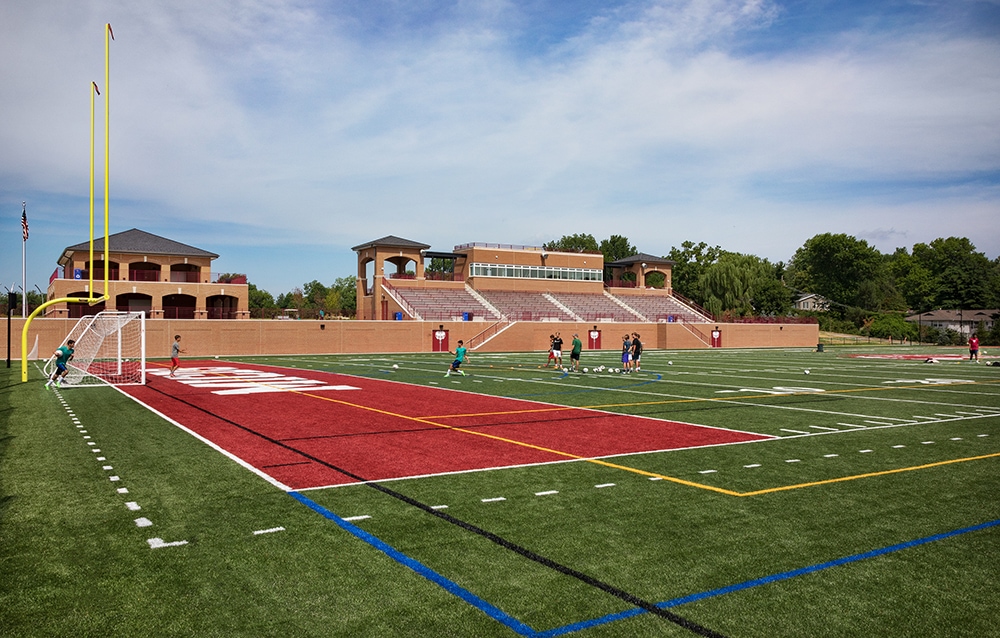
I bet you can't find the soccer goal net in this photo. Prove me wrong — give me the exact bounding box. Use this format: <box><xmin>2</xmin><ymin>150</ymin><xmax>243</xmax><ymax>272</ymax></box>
<box><xmin>43</xmin><ymin>311</ymin><xmax>146</xmax><ymax>387</ymax></box>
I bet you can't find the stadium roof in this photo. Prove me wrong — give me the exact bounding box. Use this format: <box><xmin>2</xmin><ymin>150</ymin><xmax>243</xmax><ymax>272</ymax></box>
<box><xmin>59</xmin><ymin>228</ymin><xmax>219</xmax><ymax>266</ymax></box>
<box><xmin>351</xmin><ymin>235</ymin><xmax>431</xmax><ymax>252</ymax></box>
<box><xmin>606</xmin><ymin>253</ymin><xmax>675</xmax><ymax>267</ymax></box>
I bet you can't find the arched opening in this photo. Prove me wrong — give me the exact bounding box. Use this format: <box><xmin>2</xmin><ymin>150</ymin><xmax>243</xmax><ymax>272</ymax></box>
<box><xmin>67</xmin><ymin>291</ymin><xmax>106</xmax><ymax>318</ymax></box>
<box><xmin>359</xmin><ymin>257</ymin><xmax>374</xmax><ymax>295</ymax></box>
<box><xmin>206</xmin><ymin>294</ymin><xmax>238</xmax><ymax>319</ymax></box>
<box><xmin>85</xmin><ymin>260</ymin><xmax>120</xmax><ymax>281</ymax></box>
<box><xmin>385</xmin><ymin>255</ymin><xmax>417</xmax><ymax>280</ymax></box>
<box><xmin>116</xmin><ymin>292</ymin><xmax>152</xmax><ymax>317</ymax></box>
<box><xmin>162</xmin><ymin>293</ymin><xmax>197</xmax><ymax>319</ymax></box>
<box><xmin>128</xmin><ymin>261</ymin><xmax>161</xmax><ymax>282</ymax></box>
<box><xmin>170</xmin><ymin>263</ymin><xmax>201</xmax><ymax>283</ymax></box>
<box><xmin>646</xmin><ymin>271</ymin><xmax>666</xmax><ymax>289</ymax></box>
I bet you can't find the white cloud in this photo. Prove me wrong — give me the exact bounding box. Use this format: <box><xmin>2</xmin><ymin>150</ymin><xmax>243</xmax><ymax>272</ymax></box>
<box><xmin>2</xmin><ymin>0</ymin><xmax>999</xmax><ymax>293</ymax></box>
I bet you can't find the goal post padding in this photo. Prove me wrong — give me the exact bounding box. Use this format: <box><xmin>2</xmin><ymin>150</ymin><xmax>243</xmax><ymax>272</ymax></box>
<box><xmin>43</xmin><ymin>311</ymin><xmax>146</xmax><ymax>386</ymax></box>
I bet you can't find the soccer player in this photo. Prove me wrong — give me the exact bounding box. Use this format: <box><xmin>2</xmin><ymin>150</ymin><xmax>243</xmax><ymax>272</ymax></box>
<box><xmin>551</xmin><ymin>332</ymin><xmax>564</xmax><ymax>370</ymax></box>
<box><xmin>169</xmin><ymin>334</ymin><xmax>185</xmax><ymax>377</ymax></box>
<box><xmin>569</xmin><ymin>333</ymin><xmax>583</xmax><ymax>372</ymax></box>
<box><xmin>969</xmin><ymin>334</ymin><xmax>980</xmax><ymax>363</ymax></box>
<box><xmin>630</xmin><ymin>332</ymin><xmax>643</xmax><ymax>372</ymax></box>
<box><xmin>45</xmin><ymin>340</ymin><xmax>75</xmax><ymax>389</ymax></box>
<box><xmin>621</xmin><ymin>334</ymin><xmax>631</xmax><ymax>373</ymax></box>
<box><xmin>545</xmin><ymin>334</ymin><xmax>556</xmax><ymax>367</ymax></box>
<box><xmin>445</xmin><ymin>340</ymin><xmax>468</xmax><ymax>376</ymax></box>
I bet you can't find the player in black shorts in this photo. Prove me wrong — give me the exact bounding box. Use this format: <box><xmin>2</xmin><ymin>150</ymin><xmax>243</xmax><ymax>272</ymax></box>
<box><xmin>630</xmin><ymin>332</ymin><xmax>642</xmax><ymax>372</ymax></box>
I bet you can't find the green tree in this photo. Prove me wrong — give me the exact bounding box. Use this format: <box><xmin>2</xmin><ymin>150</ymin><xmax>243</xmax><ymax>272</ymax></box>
<box><xmin>247</xmin><ymin>283</ymin><xmax>276</xmax><ymax>310</ymax></box>
<box><xmin>302</xmin><ymin>280</ymin><xmax>329</xmax><ymax>310</ymax></box>
<box><xmin>425</xmin><ymin>257</ymin><xmax>454</xmax><ymax>274</ymax></box>
<box><xmin>752</xmin><ymin>277</ymin><xmax>793</xmax><ymax>316</ymax></box>
<box><xmin>543</xmin><ymin>233</ymin><xmax>600</xmax><ymax>253</ymax></box>
<box><xmin>698</xmin><ymin>253</ymin><xmax>791</xmax><ymax>318</ymax></box>
<box><xmin>599</xmin><ymin>235</ymin><xmax>636</xmax><ymax>263</ymax></box>
<box><xmin>911</xmin><ymin>237</ymin><xmax>993</xmax><ymax>310</ymax></box>
<box><xmin>698</xmin><ymin>257</ymin><xmax>751</xmax><ymax>318</ymax></box>
<box><xmin>786</xmin><ymin>233</ymin><xmax>885</xmax><ymax>309</ymax></box>
<box><xmin>666</xmin><ymin>241</ymin><xmax>724</xmax><ymax>303</ymax></box>
<box><xmin>887</xmin><ymin>248</ymin><xmax>937</xmax><ymax>312</ymax></box>
<box><xmin>325</xmin><ymin>276</ymin><xmax>357</xmax><ymax>316</ymax></box>
<box><xmin>867</xmin><ymin>313</ymin><xmax>916</xmax><ymax>340</ymax></box>
<box><xmin>276</xmin><ymin>288</ymin><xmax>304</xmax><ymax>310</ymax></box>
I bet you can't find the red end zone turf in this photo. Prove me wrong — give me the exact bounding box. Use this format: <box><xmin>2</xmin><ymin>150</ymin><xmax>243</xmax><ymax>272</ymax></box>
<box><xmin>121</xmin><ymin>363</ymin><xmax>771</xmax><ymax>490</ymax></box>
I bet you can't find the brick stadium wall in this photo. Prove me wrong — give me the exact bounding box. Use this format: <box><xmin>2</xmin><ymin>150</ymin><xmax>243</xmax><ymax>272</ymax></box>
<box><xmin>8</xmin><ymin>318</ymin><xmax>818</xmax><ymax>360</ymax></box>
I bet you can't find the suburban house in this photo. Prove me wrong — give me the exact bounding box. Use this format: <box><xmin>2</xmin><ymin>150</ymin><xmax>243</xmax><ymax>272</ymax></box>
<box><xmin>793</xmin><ymin>293</ymin><xmax>830</xmax><ymax>312</ymax></box>
<box><xmin>905</xmin><ymin>309</ymin><xmax>998</xmax><ymax>338</ymax></box>
<box><xmin>45</xmin><ymin>228</ymin><xmax>249</xmax><ymax>319</ymax></box>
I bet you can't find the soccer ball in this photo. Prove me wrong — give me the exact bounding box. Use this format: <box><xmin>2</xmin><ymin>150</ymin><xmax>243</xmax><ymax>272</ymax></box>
<box><xmin>804</xmin><ymin>370</ymin><xmax>810</xmax><ymax>375</ymax></box>
<box><xmin>392</xmin><ymin>364</ymin><xmax>399</xmax><ymax>369</ymax></box>
<box><xmin>668</xmin><ymin>361</ymin><xmax>673</xmax><ymax>365</ymax></box>
<box><xmin>583</xmin><ymin>368</ymin><xmax>588</xmax><ymax>373</ymax></box>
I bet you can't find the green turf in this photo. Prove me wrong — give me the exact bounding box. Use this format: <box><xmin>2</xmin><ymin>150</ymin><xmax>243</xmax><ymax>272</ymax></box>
<box><xmin>2</xmin><ymin>345</ymin><xmax>998</xmax><ymax>636</ymax></box>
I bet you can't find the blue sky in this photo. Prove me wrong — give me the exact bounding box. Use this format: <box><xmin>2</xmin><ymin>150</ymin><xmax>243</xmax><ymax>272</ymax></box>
<box><xmin>2</xmin><ymin>0</ymin><xmax>999</xmax><ymax>296</ymax></box>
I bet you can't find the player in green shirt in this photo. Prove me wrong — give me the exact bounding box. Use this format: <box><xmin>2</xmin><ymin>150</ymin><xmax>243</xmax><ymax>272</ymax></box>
<box><xmin>570</xmin><ymin>334</ymin><xmax>583</xmax><ymax>372</ymax></box>
<box><xmin>45</xmin><ymin>340</ymin><xmax>76</xmax><ymax>389</ymax></box>
<box><xmin>445</xmin><ymin>341</ymin><xmax>468</xmax><ymax>377</ymax></box>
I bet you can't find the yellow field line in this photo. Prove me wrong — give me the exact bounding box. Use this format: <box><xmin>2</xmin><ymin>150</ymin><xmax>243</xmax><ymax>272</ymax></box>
<box><xmin>288</xmin><ymin>388</ymin><xmax>743</xmax><ymax>492</ymax></box>
<box><xmin>155</xmin><ymin>363</ymin><xmax>1000</xmax><ymax>499</ymax></box>
<box><xmin>422</xmin><ymin>406</ymin><xmax>578</xmax><ymax>419</ymax></box>
<box><xmin>737</xmin><ymin>452</ymin><xmax>1000</xmax><ymax>497</ymax></box>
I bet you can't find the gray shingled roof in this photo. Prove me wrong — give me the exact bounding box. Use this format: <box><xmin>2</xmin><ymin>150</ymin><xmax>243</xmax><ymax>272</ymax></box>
<box><xmin>607</xmin><ymin>253</ymin><xmax>675</xmax><ymax>267</ymax></box>
<box><xmin>60</xmin><ymin>228</ymin><xmax>218</xmax><ymax>265</ymax></box>
<box><xmin>351</xmin><ymin>235</ymin><xmax>431</xmax><ymax>251</ymax></box>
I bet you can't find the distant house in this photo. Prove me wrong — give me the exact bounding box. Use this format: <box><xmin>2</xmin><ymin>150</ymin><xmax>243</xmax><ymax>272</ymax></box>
<box><xmin>46</xmin><ymin>228</ymin><xmax>249</xmax><ymax>319</ymax></box>
<box><xmin>905</xmin><ymin>309</ymin><xmax>998</xmax><ymax>338</ymax></box>
<box><xmin>794</xmin><ymin>293</ymin><xmax>830</xmax><ymax>312</ymax></box>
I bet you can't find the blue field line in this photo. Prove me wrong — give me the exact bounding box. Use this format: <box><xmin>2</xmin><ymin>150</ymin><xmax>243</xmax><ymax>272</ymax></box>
<box><xmin>289</xmin><ymin>491</ymin><xmax>537</xmax><ymax>636</ymax></box>
<box><xmin>292</xmin><ymin>492</ymin><xmax>999</xmax><ymax>638</ymax></box>
<box><xmin>630</xmin><ymin>373</ymin><xmax>662</xmax><ymax>387</ymax></box>
<box><xmin>536</xmin><ymin>517</ymin><xmax>1000</xmax><ymax>637</ymax></box>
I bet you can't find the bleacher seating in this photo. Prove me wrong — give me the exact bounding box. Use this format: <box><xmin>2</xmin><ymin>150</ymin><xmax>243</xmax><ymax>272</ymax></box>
<box><xmin>395</xmin><ymin>288</ymin><xmax>500</xmax><ymax>321</ymax></box>
<box><xmin>477</xmin><ymin>290</ymin><xmax>575</xmax><ymax>321</ymax></box>
<box><xmin>548</xmin><ymin>292</ymin><xmax>641</xmax><ymax>322</ymax></box>
<box><xmin>395</xmin><ymin>285</ymin><xmax>710</xmax><ymax>324</ymax></box>
<box><xmin>612</xmin><ymin>294</ymin><xmax>711</xmax><ymax>323</ymax></box>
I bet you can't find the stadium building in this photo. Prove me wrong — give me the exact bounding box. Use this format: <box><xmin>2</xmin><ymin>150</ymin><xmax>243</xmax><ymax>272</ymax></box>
<box><xmin>44</xmin><ymin>228</ymin><xmax>249</xmax><ymax>319</ymax></box>
<box><xmin>353</xmin><ymin>236</ymin><xmax>701</xmax><ymax>324</ymax></box>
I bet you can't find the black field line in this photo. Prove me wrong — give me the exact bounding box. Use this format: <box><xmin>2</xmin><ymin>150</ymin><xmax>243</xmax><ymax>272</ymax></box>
<box><xmin>323</xmin><ymin>360</ymin><xmax>1000</xmax><ymax>437</ymax></box>
<box><xmin>277</xmin><ymin>412</ymin><xmax>617</xmax><ymax>443</ymax></box>
<box><xmin>141</xmin><ymin>383</ymin><xmax>727</xmax><ymax>638</ymax></box>
<box><xmin>233</xmin><ymin>358</ymin><xmax>999</xmax><ymax>439</ymax></box>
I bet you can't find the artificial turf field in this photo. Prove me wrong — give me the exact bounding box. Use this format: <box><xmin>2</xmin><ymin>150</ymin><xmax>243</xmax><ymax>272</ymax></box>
<box><xmin>2</xmin><ymin>346</ymin><xmax>998</xmax><ymax>637</ymax></box>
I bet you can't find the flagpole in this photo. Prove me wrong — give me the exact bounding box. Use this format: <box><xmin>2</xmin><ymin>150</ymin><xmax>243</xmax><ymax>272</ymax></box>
<box><xmin>21</xmin><ymin>202</ymin><xmax>26</xmax><ymax>319</ymax></box>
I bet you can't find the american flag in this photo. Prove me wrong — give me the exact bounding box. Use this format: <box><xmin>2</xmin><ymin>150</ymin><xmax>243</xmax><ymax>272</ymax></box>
<box><xmin>21</xmin><ymin>209</ymin><xmax>28</xmax><ymax>241</ymax></box>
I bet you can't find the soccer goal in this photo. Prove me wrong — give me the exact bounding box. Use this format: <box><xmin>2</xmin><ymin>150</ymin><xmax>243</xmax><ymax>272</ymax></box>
<box><xmin>43</xmin><ymin>311</ymin><xmax>146</xmax><ymax>387</ymax></box>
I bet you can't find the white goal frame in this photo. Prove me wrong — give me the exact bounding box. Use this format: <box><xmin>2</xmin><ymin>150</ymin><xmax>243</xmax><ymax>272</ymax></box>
<box><xmin>43</xmin><ymin>310</ymin><xmax>146</xmax><ymax>387</ymax></box>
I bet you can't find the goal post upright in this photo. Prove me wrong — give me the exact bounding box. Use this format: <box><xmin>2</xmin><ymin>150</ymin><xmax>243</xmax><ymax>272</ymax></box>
<box><xmin>140</xmin><ymin>312</ymin><xmax>146</xmax><ymax>384</ymax></box>
<box><xmin>20</xmin><ymin>23</ymin><xmax>113</xmax><ymax>383</ymax></box>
